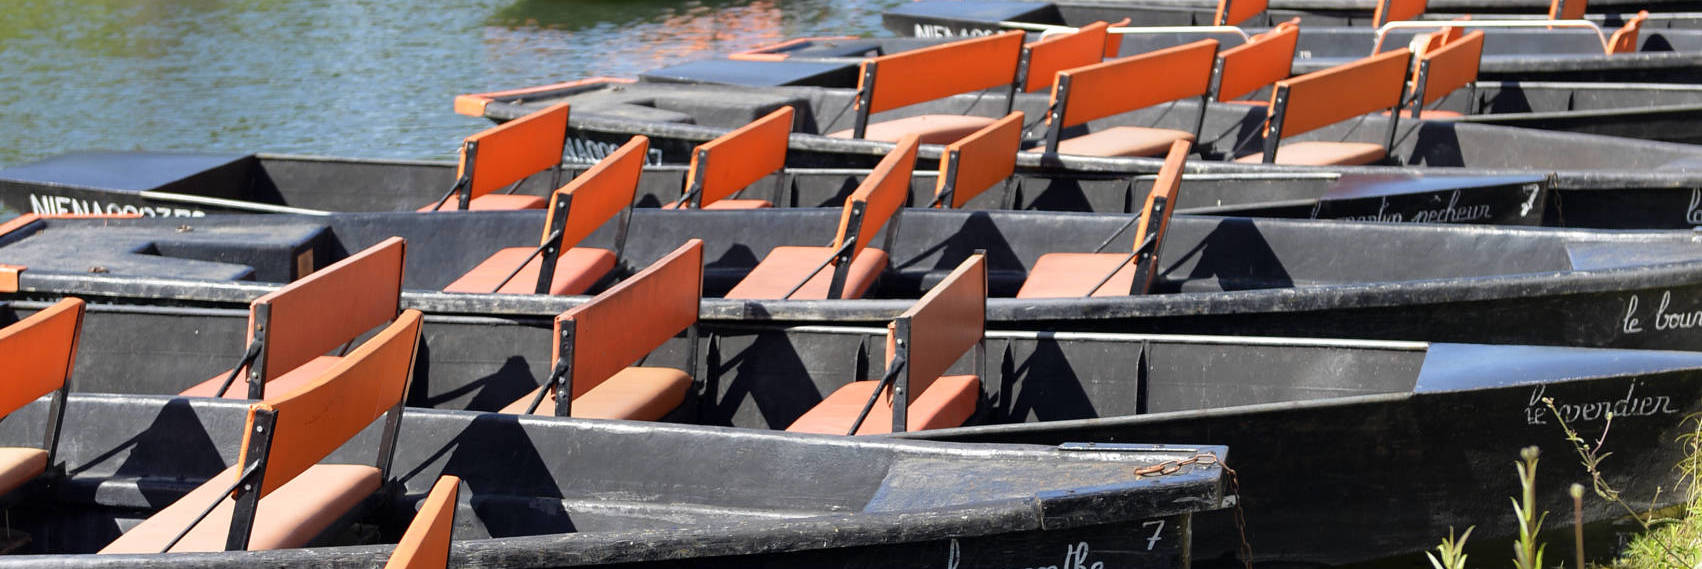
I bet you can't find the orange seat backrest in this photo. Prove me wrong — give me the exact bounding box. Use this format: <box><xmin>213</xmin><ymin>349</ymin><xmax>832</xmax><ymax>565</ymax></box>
<box><xmin>936</xmin><ymin>112</ymin><xmax>1022</xmax><ymax>209</ymax></box>
<box><xmin>542</xmin><ymin>136</ymin><xmax>648</xmax><ymax>252</ymax></box>
<box><xmin>461</xmin><ymin>102</ymin><xmax>570</xmax><ymax>202</ymax></box>
<box><xmin>1269</xmin><ymin>48</ymin><xmax>1412</xmax><ymax>138</ymax></box>
<box><xmin>558</xmin><ymin>240</ymin><xmax>702</xmax><ymax>401</ymax></box>
<box><xmin>889</xmin><ymin>254</ymin><xmax>985</xmax><ymax>399</ymax></box>
<box><xmin>238</xmin><ymin>309</ymin><xmax>422</xmax><ymax>498</ymax></box>
<box><xmin>1372</xmin><ymin>0</ymin><xmax>1426</xmax><ymax>27</ymax></box>
<box><xmin>1215</xmin><ymin>0</ymin><xmax>1269</xmax><ymax>26</ymax></box>
<box><xmin>1214</xmin><ymin>20</ymin><xmax>1299</xmax><ymax>102</ymax></box>
<box><xmin>1607</xmin><ymin>11</ymin><xmax>1648</xmax><ymax>54</ymax></box>
<box><xmin>0</xmin><ymin>298</ymin><xmax>82</xmax><ymax>418</ymax></box>
<box><xmin>1120</xmin><ymin>140</ymin><xmax>1188</xmax><ymax>295</ymax></box>
<box><xmin>1051</xmin><ymin>39</ymin><xmax>1219</xmax><ymax>129</ymax></box>
<box><xmin>834</xmin><ymin>135</ymin><xmax>919</xmax><ymax>260</ymax></box>
<box><xmin>1023</xmin><ymin>22</ymin><xmax>1112</xmax><ymax>93</ymax></box>
<box><xmin>250</xmin><ymin>237</ymin><xmax>405</xmax><ymax>386</ymax></box>
<box><xmin>1415</xmin><ymin>30</ymin><xmax>1484</xmax><ymax>108</ymax></box>
<box><xmin>383</xmin><ymin>475</ymin><xmax>460</xmax><ymax>569</ymax></box>
<box><xmin>688</xmin><ymin>107</ymin><xmax>794</xmax><ymax>207</ymax></box>
<box><xmin>1103</xmin><ymin>18</ymin><xmax>1131</xmax><ymax>58</ymax></box>
<box><xmin>1550</xmin><ymin>0</ymin><xmax>1587</xmax><ymax>20</ymax></box>
<box><xmin>860</xmin><ymin>31</ymin><xmax>1025</xmax><ymax>114</ymax></box>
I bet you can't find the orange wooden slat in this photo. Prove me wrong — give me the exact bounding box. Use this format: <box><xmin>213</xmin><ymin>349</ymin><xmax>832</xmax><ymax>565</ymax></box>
<box><xmin>1023</xmin><ymin>22</ymin><xmax>1111</xmax><ymax>93</ymax></box>
<box><xmin>1215</xmin><ymin>0</ymin><xmax>1269</xmax><ymax>26</ymax></box>
<box><xmin>689</xmin><ymin>107</ymin><xmax>794</xmax><ymax>207</ymax></box>
<box><xmin>1550</xmin><ymin>0</ymin><xmax>1587</xmax><ymax>20</ymax></box>
<box><xmin>383</xmin><ymin>475</ymin><xmax>460</xmax><ymax>569</ymax></box>
<box><xmin>893</xmin><ymin>254</ymin><xmax>985</xmax><ymax>399</ymax></box>
<box><xmin>545</xmin><ymin>136</ymin><xmax>648</xmax><ymax>252</ymax></box>
<box><xmin>1373</xmin><ymin>0</ymin><xmax>1427</xmax><ymax>27</ymax></box>
<box><xmin>0</xmin><ymin>298</ymin><xmax>82</xmax><ymax>418</ymax></box>
<box><xmin>252</xmin><ymin>237</ymin><xmax>405</xmax><ymax>386</ymax></box>
<box><xmin>238</xmin><ymin>309</ymin><xmax>422</xmax><ymax>498</ymax></box>
<box><xmin>833</xmin><ymin>135</ymin><xmax>919</xmax><ymax>259</ymax></box>
<box><xmin>462</xmin><ymin>102</ymin><xmax>570</xmax><ymax>200</ymax></box>
<box><xmin>1054</xmin><ymin>39</ymin><xmax>1219</xmax><ymax>128</ymax></box>
<box><xmin>1214</xmin><ymin>21</ymin><xmax>1299</xmax><ymax>102</ymax></box>
<box><xmin>1608</xmin><ymin>11</ymin><xmax>1649</xmax><ymax>54</ymax></box>
<box><xmin>561</xmin><ymin>240</ymin><xmax>702</xmax><ymax>401</ymax></box>
<box><xmin>1270</xmin><ymin>48</ymin><xmax>1412</xmax><ymax>138</ymax></box>
<box><xmin>861</xmin><ymin>31</ymin><xmax>1025</xmax><ymax>114</ymax></box>
<box><xmin>1416</xmin><ymin>30</ymin><xmax>1483</xmax><ymax>107</ymax></box>
<box><xmin>937</xmin><ymin>112</ymin><xmax>1022</xmax><ymax>208</ymax></box>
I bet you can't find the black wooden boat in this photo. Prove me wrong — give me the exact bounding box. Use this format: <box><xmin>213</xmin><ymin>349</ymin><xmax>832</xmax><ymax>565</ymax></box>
<box><xmin>4</xmin><ymin>281</ymin><xmax>1699</xmax><ymax>565</ymax></box>
<box><xmin>4</xmin><ymin>209</ymin><xmax>1702</xmax><ymax>350</ymax></box>
<box><xmin>0</xmin><ymin>150</ymin><xmax>1552</xmax><ymax>223</ymax></box>
<box><xmin>0</xmin><ymin>392</ymin><xmax>1226</xmax><ymax>567</ymax></box>
<box><xmin>883</xmin><ymin>0</ymin><xmax>1702</xmax><ymax>32</ymax></box>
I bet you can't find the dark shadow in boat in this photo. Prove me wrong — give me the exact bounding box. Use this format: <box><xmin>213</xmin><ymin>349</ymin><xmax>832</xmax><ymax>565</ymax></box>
<box><xmin>1200</xmin><ymin>109</ymin><xmax>1269</xmax><ymax>162</ymax></box>
<box><xmin>415</xmin><ymin>355</ymin><xmax>541</xmax><ymax>412</ymax></box>
<box><xmin>72</xmin><ymin>398</ymin><xmax>226</xmax><ymax>507</ymax></box>
<box><xmin>800</xmin><ymin>176</ymin><xmax>860</xmax><ymax>208</ymax></box>
<box><xmin>1023</xmin><ymin>176</ymin><xmax>1096</xmax><ymax>212</ymax></box>
<box><xmin>1646</xmin><ymin>33</ymin><xmax>1677</xmax><ymax>53</ymax></box>
<box><xmin>705</xmin><ymin>246</ymin><xmax>759</xmax><ymax>297</ymax></box>
<box><xmin>0</xmin><ymin>305</ymin><xmax>19</xmax><ymax>328</ymax></box>
<box><xmin>703</xmin><ymin>330</ymin><xmax>826</xmax><ymax>429</ymax></box>
<box><xmin>1163</xmin><ymin>218</ymin><xmax>1294</xmax><ymax>292</ymax></box>
<box><xmin>398</xmin><ymin>413</ymin><xmax>571</xmax><ymax>537</ymax></box>
<box><xmin>1407</xmin><ymin>123</ymin><xmax>1467</xmax><ymax>168</ymax></box>
<box><xmin>1483</xmin><ymin>84</ymin><xmax>1535</xmax><ymax>114</ymax></box>
<box><xmin>890</xmin><ymin>211</ymin><xmax>1024</xmax><ymax>296</ymax></box>
<box><xmin>995</xmin><ymin>338</ymin><xmax>1106</xmax><ymax>424</ymax></box>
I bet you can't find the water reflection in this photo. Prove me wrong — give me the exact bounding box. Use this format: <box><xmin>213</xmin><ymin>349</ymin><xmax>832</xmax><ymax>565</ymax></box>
<box><xmin>0</xmin><ymin>0</ymin><xmax>904</xmax><ymax>168</ymax></box>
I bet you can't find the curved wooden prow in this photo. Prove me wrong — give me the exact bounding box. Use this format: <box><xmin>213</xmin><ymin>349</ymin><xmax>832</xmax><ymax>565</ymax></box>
<box><xmin>1373</xmin><ymin>0</ymin><xmax>1426</xmax><ymax>27</ymax></box>
<box><xmin>1041</xmin><ymin>39</ymin><xmax>1218</xmax><ymax>157</ymax></box>
<box><xmin>442</xmin><ymin>136</ymin><xmax>648</xmax><ymax>296</ymax></box>
<box><xmin>725</xmin><ymin>135</ymin><xmax>917</xmax><ymax>301</ymax></box>
<box><xmin>677</xmin><ymin>107</ymin><xmax>794</xmax><ymax>209</ymax></box>
<box><xmin>787</xmin><ymin>254</ymin><xmax>986</xmax><ymax>435</ymax></box>
<box><xmin>101</xmin><ymin>310</ymin><xmax>422</xmax><ymax>554</ymax></box>
<box><xmin>1215</xmin><ymin>0</ymin><xmax>1269</xmax><ymax>26</ymax></box>
<box><xmin>503</xmin><ymin>240</ymin><xmax>702</xmax><ymax>420</ymax></box>
<box><xmin>1023</xmin><ymin>21</ymin><xmax>1113</xmax><ymax>93</ymax></box>
<box><xmin>837</xmin><ymin>31</ymin><xmax>1025</xmax><ymax>144</ymax></box>
<box><xmin>183</xmin><ymin>237</ymin><xmax>406</xmax><ymax>400</ymax></box>
<box><xmin>1607</xmin><ymin>11</ymin><xmax>1648</xmax><ymax>55</ymax></box>
<box><xmin>1211</xmin><ymin>20</ymin><xmax>1300</xmax><ymax>103</ymax></box>
<box><xmin>383</xmin><ymin>475</ymin><xmax>461</xmax><ymax>569</ymax></box>
<box><xmin>0</xmin><ymin>297</ymin><xmax>84</xmax><ymax>496</ymax></box>
<box><xmin>1016</xmin><ymin>140</ymin><xmax>1189</xmax><ymax>298</ymax></box>
<box><xmin>1246</xmin><ymin>48</ymin><xmax>1412</xmax><ymax>165</ymax></box>
<box><xmin>934</xmin><ymin>112</ymin><xmax>1022</xmax><ymax>209</ymax></box>
<box><xmin>426</xmin><ymin>101</ymin><xmax>569</xmax><ymax>211</ymax></box>
<box><xmin>1410</xmin><ymin>30</ymin><xmax>1484</xmax><ymax>116</ymax></box>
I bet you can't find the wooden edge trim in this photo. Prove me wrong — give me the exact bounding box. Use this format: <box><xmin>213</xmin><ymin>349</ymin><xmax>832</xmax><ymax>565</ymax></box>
<box><xmin>454</xmin><ymin>77</ymin><xmax>635</xmax><ymax>117</ymax></box>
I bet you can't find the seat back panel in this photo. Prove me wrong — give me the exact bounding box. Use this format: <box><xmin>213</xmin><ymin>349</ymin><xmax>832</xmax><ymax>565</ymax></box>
<box><xmin>1024</xmin><ymin>22</ymin><xmax>1111</xmax><ymax>93</ymax></box>
<box><xmin>383</xmin><ymin>475</ymin><xmax>460</xmax><ymax>569</ymax></box>
<box><xmin>834</xmin><ymin>136</ymin><xmax>919</xmax><ymax>257</ymax></box>
<box><xmin>1550</xmin><ymin>0</ymin><xmax>1587</xmax><ymax>20</ymax></box>
<box><xmin>239</xmin><ymin>310</ymin><xmax>422</xmax><ymax>498</ymax></box>
<box><xmin>546</xmin><ymin>136</ymin><xmax>648</xmax><ymax>251</ymax></box>
<box><xmin>690</xmin><ymin>107</ymin><xmax>794</xmax><ymax>207</ymax></box>
<box><xmin>463</xmin><ymin>102</ymin><xmax>570</xmax><ymax>200</ymax></box>
<box><xmin>254</xmin><ymin>238</ymin><xmax>405</xmax><ymax>385</ymax></box>
<box><xmin>1608</xmin><ymin>11</ymin><xmax>1648</xmax><ymax>54</ymax></box>
<box><xmin>895</xmin><ymin>255</ymin><xmax>986</xmax><ymax>398</ymax></box>
<box><xmin>938</xmin><ymin>112</ymin><xmax>1022</xmax><ymax>208</ymax></box>
<box><xmin>1417</xmin><ymin>31</ymin><xmax>1483</xmax><ymax>108</ymax></box>
<box><xmin>1215</xmin><ymin>22</ymin><xmax>1299</xmax><ymax>102</ymax></box>
<box><xmin>1215</xmin><ymin>0</ymin><xmax>1269</xmax><ymax>26</ymax></box>
<box><xmin>1055</xmin><ymin>39</ymin><xmax>1218</xmax><ymax>128</ymax></box>
<box><xmin>1273</xmin><ymin>48</ymin><xmax>1411</xmax><ymax>138</ymax></box>
<box><xmin>1373</xmin><ymin>0</ymin><xmax>1426</xmax><ymax>26</ymax></box>
<box><xmin>862</xmin><ymin>31</ymin><xmax>1025</xmax><ymax>114</ymax></box>
<box><xmin>562</xmin><ymin>240</ymin><xmax>703</xmax><ymax>400</ymax></box>
<box><xmin>0</xmin><ymin>298</ymin><xmax>82</xmax><ymax>417</ymax></box>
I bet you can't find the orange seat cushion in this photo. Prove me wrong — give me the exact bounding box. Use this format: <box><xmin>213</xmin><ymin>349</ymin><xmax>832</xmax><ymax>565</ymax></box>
<box><xmin>786</xmin><ymin>375</ymin><xmax>980</xmax><ymax>435</ymax></box>
<box><xmin>180</xmin><ymin>355</ymin><xmax>341</xmax><ymax>399</ymax></box>
<box><xmin>1233</xmin><ymin>141</ymin><xmax>1387</xmax><ymax>166</ymax></box>
<box><xmin>724</xmin><ymin>246</ymin><xmax>887</xmax><ymax>300</ymax></box>
<box><xmin>100</xmin><ymin>463</ymin><xmax>380</xmax><ymax>553</ymax></box>
<box><xmin>1016</xmin><ymin>252</ymin><xmax>1136</xmax><ymax>298</ymax></box>
<box><xmin>443</xmin><ymin>247</ymin><xmax>615</xmax><ymax>296</ymax></box>
<box><xmin>0</xmin><ymin>448</ymin><xmax>47</xmax><ymax>497</ymax></box>
<box><xmin>1223</xmin><ymin>99</ymin><xmax>1269</xmax><ymax>107</ymax></box>
<box><xmin>661</xmin><ymin>199</ymin><xmax>773</xmax><ymax>210</ymax></box>
<box><xmin>498</xmin><ymin>366</ymin><xmax>690</xmax><ymax>420</ymax></box>
<box><xmin>828</xmin><ymin>115</ymin><xmax>997</xmax><ymax>145</ymax></box>
<box><xmin>417</xmin><ymin>193</ymin><xmax>548</xmax><ymax>212</ymax></box>
<box><xmin>1030</xmin><ymin>126</ymin><xmax>1194</xmax><ymax>158</ymax></box>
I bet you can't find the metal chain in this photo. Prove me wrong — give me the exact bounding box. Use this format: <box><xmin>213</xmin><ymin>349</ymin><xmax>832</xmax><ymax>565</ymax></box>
<box><xmin>1133</xmin><ymin>453</ymin><xmax>1254</xmax><ymax>569</ymax></box>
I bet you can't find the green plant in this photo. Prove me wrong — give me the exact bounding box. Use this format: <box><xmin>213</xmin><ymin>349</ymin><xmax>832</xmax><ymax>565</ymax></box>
<box><xmin>1512</xmin><ymin>446</ymin><xmax>1547</xmax><ymax>569</ymax></box>
<box><xmin>1543</xmin><ymin>398</ymin><xmax>1691</xmax><ymax>569</ymax></box>
<box><xmin>1427</xmin><ymin>526</ymin><xmax>1474</xmax><ymax>569</ymax></box>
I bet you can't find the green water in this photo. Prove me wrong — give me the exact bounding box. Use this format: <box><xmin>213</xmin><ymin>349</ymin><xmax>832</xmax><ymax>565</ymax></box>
<box><xmin>0</xmin><ymin>0</ymin><xmax>904</xmax><ymax>167</ymax></box>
